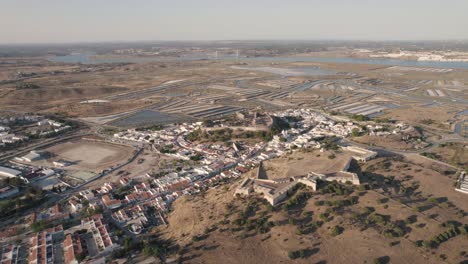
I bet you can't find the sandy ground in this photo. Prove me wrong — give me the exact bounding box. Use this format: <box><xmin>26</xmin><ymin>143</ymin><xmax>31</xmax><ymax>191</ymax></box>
<box><xmin>150</xmin><ymin>146</ymin><xmax>468</xmax><ymax>263</ymax></box>
<box><xmin>402</xmin><ymin>154</ymin><xmax>468</xmax><ymax>212</ymax></box>
<box><xmin>156</xmin><ymin>174</ymin><xmax>462</xmax><ymax>264</ymax></box>
<box><xmin>261</xmin><ymin>149</ymin><xmax>353</xmax><ymax>179</ymax></box>
<box><xmin>45</xmin><ymin>139</ymin><xmax>135</xmax><ymax>172</ymax></box>
<box><xmin>384</xmin><ymin>106</ymin><xmax>454</xmax><ymax>127</ymax></box>
<box><xmin>353</xmin><ymin>134</ymin><xmax>423</xmax><ymax>151</ymax></box>
<box><xmin>83</xmin><ymin>148</ymin><xmax>176</xmax><ymax>189</ymax></box>
<box><xmin>0</xmin><ymin>60</ymin><xmax>270</xmax><ymax>116</ymax></box>
<box><xmin>423</xmin><ymin>142</ymin><xmax>467</xmax><ymax>169</ymax></box>
<box><xmin>156</xmin><ymin>151</ymin><xmax>468</xmax><ymax>264</ymax></box>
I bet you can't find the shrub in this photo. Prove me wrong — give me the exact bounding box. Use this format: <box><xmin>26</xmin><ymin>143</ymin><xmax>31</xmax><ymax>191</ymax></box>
<box><xmin>373</xmin><ymin>256</ymin><xmax>390</xmax><ymax>264</ymax></box>
<box><xmin>288</xmin><ymin>251</ymin><xmax>299</xmax><ymax>259</ymax></box>
<box><xmin>288</xmin><ymin>250</ymin><xmax>305</xmax><ymax>259</ymax></box>
<box><xmin>358</xmin><ymin>184</ymin><xmax>369</xmax><ymax>191</ymax></box>
<box><xmin>331</xmin><ymin>225</ymin><xmax>344</xmax><ymax>236</ymax></box>
<box><xmin>362</xmin><ymin>207</ymin><xmax>375</xmax><ymax>215</ymax></box>
<box><xmin>368</xmin><ymin>213</ymin><xmax>387</xmax><ymax>225</ymax></box>
<box><xmin>319</xmin><ymin>213</ymin><xmax>330</xmax><ymax>222</ymax></box>
<box><xmin>377</xmin><ymin>198</ymin><xmax>387</xmax><ymax>204</ymax></box>
<box><xmin>314</xmin><ymin>200</ymin><xmax>325</xmax><ymax>206</ymax></box>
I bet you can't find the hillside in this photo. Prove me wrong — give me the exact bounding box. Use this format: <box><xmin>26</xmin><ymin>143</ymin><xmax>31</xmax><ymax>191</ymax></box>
<box><xmin>154</xmin><ymin>156</ymin><xmax>467</xmax><ymax>264</ymax></box>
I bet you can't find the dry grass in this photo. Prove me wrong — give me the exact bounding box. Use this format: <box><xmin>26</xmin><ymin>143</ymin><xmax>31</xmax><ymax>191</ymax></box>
<box><xmin>422</xmin><ymin>142</ymin><xmax>468</xmax><ymax>170</ymax></box>
<box><xmin>353</xmin><ymin>134</ymin><xmax>424</xmax><ymax>151</ymax></box>
<box><xmin>261</xmin><ymin>149</ymin><xmax>352</xmax><ymax>179</ymax></box>
<box><xmin>155</xmin><ymin>155</ymin><xmax>467</xmax><ymax>263</ymax></box>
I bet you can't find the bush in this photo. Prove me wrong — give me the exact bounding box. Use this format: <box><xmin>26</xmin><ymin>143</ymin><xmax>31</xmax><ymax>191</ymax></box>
<box><xmin>403</xmin><ymin>216</ymin><xmax>415</xmax><ymax>225</ymax></box>
<box><xmin>331</xmin><ymin>225</ymin><xmax>344</xmax><ymax>236</ymax></box>
<box><xmin>192</xmin><ymin>234</ymin><xmax>207</xmax><ymax>242</ymax></box>
<box><xmin>288</xmin><ymin>250</ymin><xmax>305</xmax><ymax>259</ymax></box>
<box><xmin>373</xmin><ymin>256</ymin><xmax>390</xmax><ymax>264</ymax></box>
<box><xmin>314</xmin><ymin>200</ymin><xmax>325</xmax><ymax>206</ymax></box>
<box><xmin>362</xmin><ymin>207</ymin><xmax>375</xmax><ymax>215</ymax></box>
<box><xmin>320</xmin><ymin>182</ymin><xmax>352</xmax><ymax>196</ymax></box>
<box><xmin>377</xmin><ymin>198</ymin><xmax>387</xmax><ymax>204</ymax></box>
<box><xmin>31</xmin><ymin>220</ymin><xmax>48</xmax><ymax>232</ymax></box>
<box><xmin>319</xmin><ymin>213</ymin><xmax>330</xmax><ymax>222</ymax></box>
<box><xmin>422</xmin><ymin>240</ymin><xmax>437</xmax><ymax>248</ymax></box>
<box><xmin>16</xmin><ymin>82</ymin><xmax>40</xmax><ymax>89</ymax></box>
<box><xmin>368</xmin><ymin>213</ymin><xmax>387</xmax><ymax>225</ymax></box>
<box><xmin>352</xmin><ymin>115</ymin><xmax>370</xmax><ymax>122</ymax></box>
<box><xmin>190</xmin><ymin>154</ymin><xmax>203</xmax><ymax>161</ymax></box>
<box><xmin>283</xmin><ymin>190</ymin><xmax>312</xmax><ymax>210</ymax></box>
<box><xmin>351</xmin><ymin>128</ymin><xmax>361</xmax><ymax>137</ymax></box>
<box><xmin>288</xmin><ymin>251</ymin><xmax>299</xmax><ymax>259</ymax></box>
<box><xmin>358</xmin><ymin>184</ymin><xmax>369</xmax><ymax>191</ymax></box>
<box><xmin>76</xmin><ymin>252</ymin><xmax>86</xmax><ymax>262</ymax></box>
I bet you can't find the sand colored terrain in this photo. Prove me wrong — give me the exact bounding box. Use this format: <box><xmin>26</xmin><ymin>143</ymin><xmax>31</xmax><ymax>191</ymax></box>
<box><xmin>157</xmin><ymin>182</ymin><xmax>451</xmax><ymax>263</ymax></box>
<box><xmin>155</xmin><ymin>153</ymin><xmax>467</xmax><ymax>264</ymax></box>
<box><xmin>260</xmin><ymin>150</ymin><xmax>353</xmax><ymax>179</ymax></box>
<box><xmin>0</xmin><ymin>60</ymin><xmax>259</xmax><ymax>116</ymax></box>
<box><xmin>353</xmin><ymin>134</ymin><xmax>425</xmax><ymax>151</ymax></box>
<box><xmin>384</xmin><ymin>106</ymin><xmax>453</xmax><ymax>127</ymax></box>
<box><xmin>44</xmin><ymin>139</ymin><xmax>134</xmax><ymax>172</ymax></box>
<box><xmin>422</xmin><ymin>142</ymin><xmax>468</xmax><ymax>169</ymax></box>
<box><xmin>396</xmin><ymin>155</ymin><xmax>468</xmax><ymax>212</ymax></box>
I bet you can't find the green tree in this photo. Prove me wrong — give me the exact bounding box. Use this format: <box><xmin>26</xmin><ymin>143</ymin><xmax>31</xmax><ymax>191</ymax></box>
<box><xmin>351</xmin><ymin>128</ymin><xmax>361</xmax><ymax>137</ymax></box>
<box><xmin>331</xmin><ymin>225</ymin><xmax>344</xmax><ymax>236</ymax></box>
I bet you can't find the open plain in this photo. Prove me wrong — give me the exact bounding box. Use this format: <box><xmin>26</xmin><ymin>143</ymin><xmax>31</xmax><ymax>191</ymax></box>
<box><xmin>44</xmin><ymin>139</ymin><xmax>134</xmax><ymax>172</ymax></box>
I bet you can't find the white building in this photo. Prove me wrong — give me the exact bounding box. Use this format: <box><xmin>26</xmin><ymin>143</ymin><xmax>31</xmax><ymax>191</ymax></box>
<box><xmin>344</xmin><ymin>146</ymin><xmax>378</xmax><ymax>162</ymax></box>
<box><xmin>17</xmin><ymin>151</ymin><xmax>42</xmax><ymax>162</ymax></box>
<box><xmin>0</xmin><ymin>166</ymin><xmax>21</xmax><ymax>179</ymax></box>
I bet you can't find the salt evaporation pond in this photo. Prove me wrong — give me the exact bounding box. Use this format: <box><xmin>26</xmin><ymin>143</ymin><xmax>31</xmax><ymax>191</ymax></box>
<box><xmin>110</xmin><ymin>110</ymin><xmax>190</xmax><ymax>128</ymax></box>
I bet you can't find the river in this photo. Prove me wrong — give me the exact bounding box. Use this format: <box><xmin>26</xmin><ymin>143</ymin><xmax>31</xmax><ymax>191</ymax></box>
<box><xmin>47</xmin><ymin>53</ymin><xmax>468</xmax><ymax>69</ymax></box>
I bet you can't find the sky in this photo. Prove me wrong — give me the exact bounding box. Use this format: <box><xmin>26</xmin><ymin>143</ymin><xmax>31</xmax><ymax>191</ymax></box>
<box><xmin>1</xmin><ymin>0</ymin><xmax>467</xmax><ymax>44</ymax></box>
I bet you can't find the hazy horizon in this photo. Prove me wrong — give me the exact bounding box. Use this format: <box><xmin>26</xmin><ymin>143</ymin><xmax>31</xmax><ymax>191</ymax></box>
<box><xmin>1</xmin><ymin>0</ymin><xmax>467</xmax><ymax>44</ymax></box>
